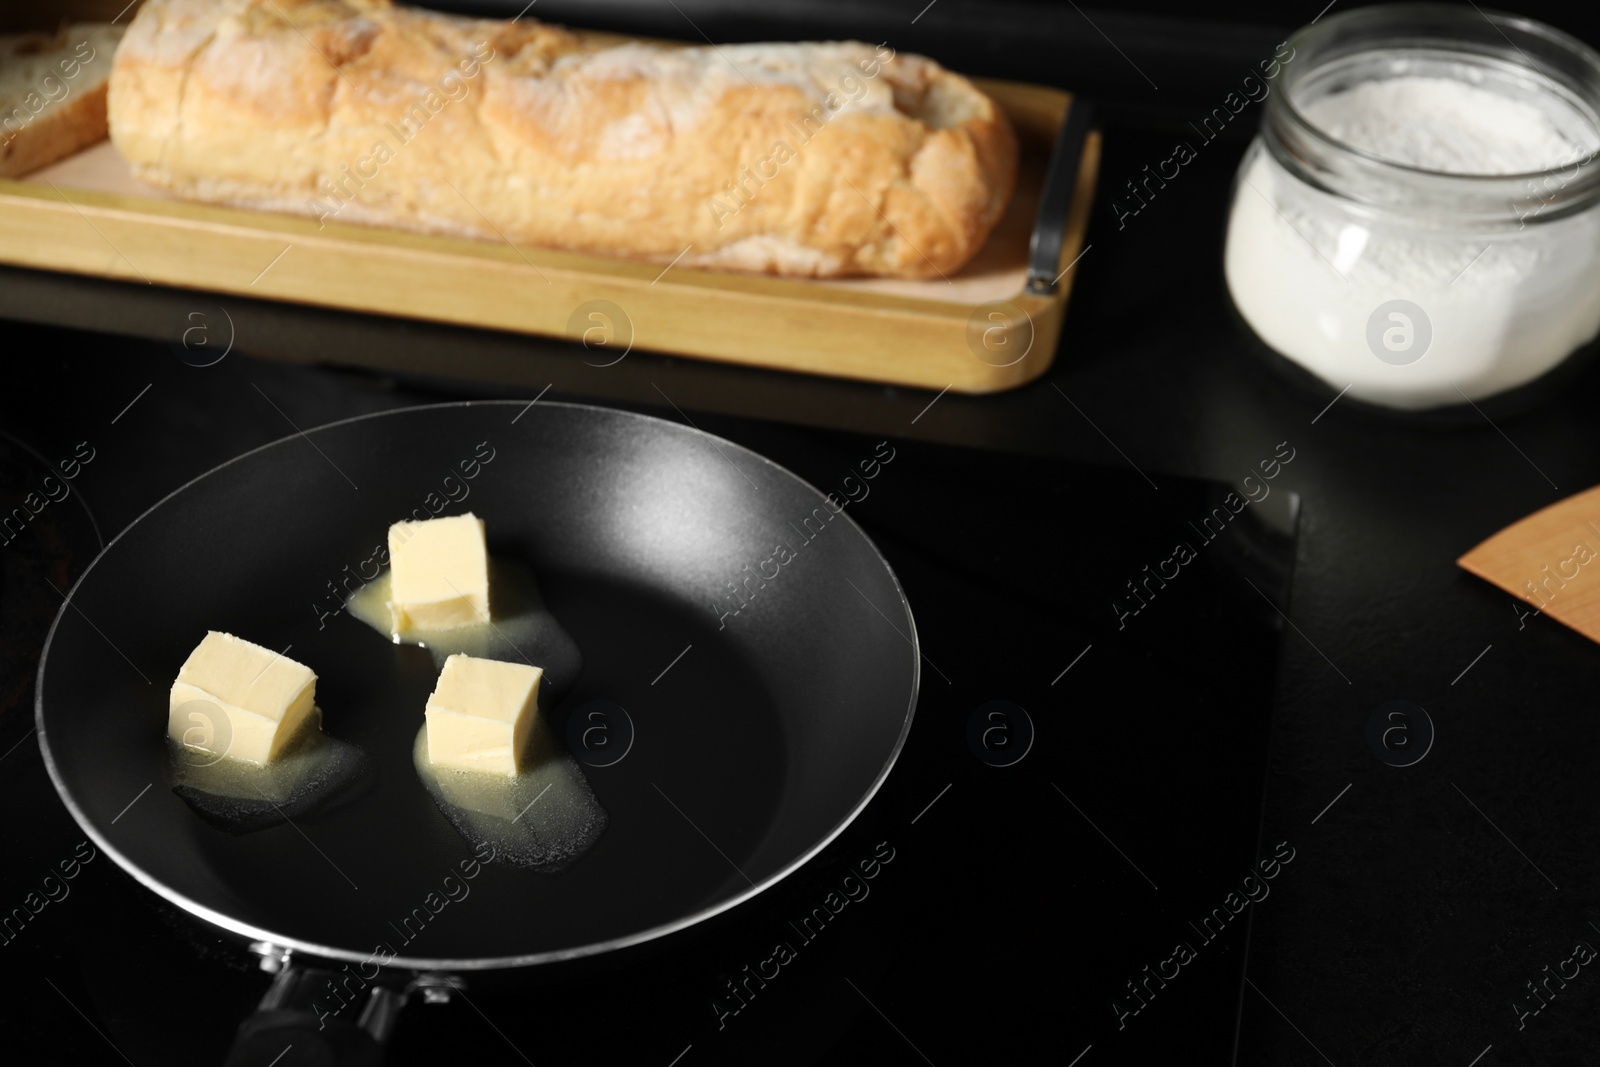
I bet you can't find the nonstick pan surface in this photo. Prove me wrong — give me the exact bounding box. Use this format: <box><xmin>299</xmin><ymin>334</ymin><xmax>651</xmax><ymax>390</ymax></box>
<box><xmin>36</xmin><ymin>401</ymin><xmax>918</xmax><ymax>970</ymax></box>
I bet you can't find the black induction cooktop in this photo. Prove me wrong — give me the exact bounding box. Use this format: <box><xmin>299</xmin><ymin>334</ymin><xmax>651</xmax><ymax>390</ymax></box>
<box><xmin>0</xmin><ymin>350</ymin><xmax>1295</xmax><ymax>1065</ymax></box>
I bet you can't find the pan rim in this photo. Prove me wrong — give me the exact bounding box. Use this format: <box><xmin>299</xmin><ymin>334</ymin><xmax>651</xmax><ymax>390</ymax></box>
<box><xmin>34</xmin><ymin>398</ymin><xmax>921</xmax><ymax>971</ymax></box>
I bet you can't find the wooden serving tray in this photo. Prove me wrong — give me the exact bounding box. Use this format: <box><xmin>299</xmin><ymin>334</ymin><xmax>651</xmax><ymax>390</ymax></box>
<box><xmin>0</xmin><ymin>23</ymin><xmax>1097</xmax><ymax>393</ymax></box>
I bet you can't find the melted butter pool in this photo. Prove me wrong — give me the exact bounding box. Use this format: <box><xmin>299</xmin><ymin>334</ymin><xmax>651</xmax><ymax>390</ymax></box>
<box><xmin>411</xmin><ymin>722</ymin><xmax>607</xmax><ymax>873</ymax></box>
<box><xmin>169</xmin><ymin>710</ymin><xmax>372</xmax><ymax>834</ymax></box>
<box><xmin>346</xmin><ymin>558</ymin><xmax>583</xmax><ymax>699</ymax></box>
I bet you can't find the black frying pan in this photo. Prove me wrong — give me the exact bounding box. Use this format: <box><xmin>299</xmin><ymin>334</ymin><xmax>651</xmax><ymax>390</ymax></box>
<box><xmin>35</xmin><ymin>402</ymin><xmax>917</xmax><ymax>986</ymax></box>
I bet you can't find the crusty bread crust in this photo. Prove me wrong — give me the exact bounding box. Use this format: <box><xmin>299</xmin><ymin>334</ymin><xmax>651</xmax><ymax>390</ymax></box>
<box><xmin>1</xmin><ymin>24</ymin><xmax>124</xmax><ymax>179</ymax></box>
<box><xmin>108</xmin><ymin>0</ymin><xmax>1016</xmax><ymax>278</ymax></box>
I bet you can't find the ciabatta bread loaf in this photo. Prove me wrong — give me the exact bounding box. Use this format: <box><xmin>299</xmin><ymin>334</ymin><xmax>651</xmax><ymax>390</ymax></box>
<box><xmin>1</xmin><ymin>23</ymin><xmax>124</xmax><ymax>178</ymax></box>
<box><xmin>107</xmin><ymin>0</ymin><xmax>1016</xmax><ymax>278</ymax></box>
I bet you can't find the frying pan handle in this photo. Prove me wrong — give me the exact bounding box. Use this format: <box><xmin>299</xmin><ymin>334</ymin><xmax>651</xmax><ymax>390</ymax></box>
<box><xmin>224</xmin><ymin>963</ymin><xmax>405</xmax><ymax>1067</ymax></box>
<box><xmin>1025</xmin><ymin>97</ymin><xmax>1096</xmax><ymax>296</ymax></box>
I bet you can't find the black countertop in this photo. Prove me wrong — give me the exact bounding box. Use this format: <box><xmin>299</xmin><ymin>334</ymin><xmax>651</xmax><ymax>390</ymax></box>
<box><xmin>8</xmin><ymin>3</ymin><xmax>1600</xmax><ymax>1065</ymax></box>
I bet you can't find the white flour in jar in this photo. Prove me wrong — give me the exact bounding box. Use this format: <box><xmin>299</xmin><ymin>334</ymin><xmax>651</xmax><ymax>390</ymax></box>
<box><xmin>1225</xmin><ymin>69</ymin><xmax>1600</xmax><ymax>409</ymax></box>
<box><xmin>1304</xmin><ymin>76</ymin><xmax>1583</xmax><ymax>174</ymax></box>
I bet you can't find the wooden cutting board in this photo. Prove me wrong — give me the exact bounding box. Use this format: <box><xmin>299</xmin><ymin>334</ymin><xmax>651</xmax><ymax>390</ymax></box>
<box><xmin>0</xmin><ymin>20</ymin><xmax>1098</xmax><ymax>395</ymax></box>
<box><xmin>1458</xmin><ymin>484</ymin><xmax>1600</xmax><ymax>639</ymax></box>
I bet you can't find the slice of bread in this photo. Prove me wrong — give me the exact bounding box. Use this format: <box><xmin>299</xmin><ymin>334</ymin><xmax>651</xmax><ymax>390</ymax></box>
<box><xmin>1</xmin><ymin>23</ymin><xmax>124</xmax><ymax>178</ymax></box>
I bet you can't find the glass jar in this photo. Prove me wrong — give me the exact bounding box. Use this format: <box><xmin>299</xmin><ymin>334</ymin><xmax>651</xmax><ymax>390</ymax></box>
<box><xmin>1223</xmin><ymin>4</ymin><xmax>1600</xmax><ymax>411</ymax></box>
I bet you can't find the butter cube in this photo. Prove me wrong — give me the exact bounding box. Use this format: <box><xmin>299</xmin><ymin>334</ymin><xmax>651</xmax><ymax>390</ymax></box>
<box><xmin>168</xmin><ymin>632</ymin><xmax>317</xmax><ymax>765</ymax></box>
<box><xmin>425</xmin><ymin>654</ymin><xmax>542</xmax><ymax>777</ymax></box>
<box><xmin>387</xmin><ymin>513</ymin><xmax>490</xmax><ymax>635</ymax></box>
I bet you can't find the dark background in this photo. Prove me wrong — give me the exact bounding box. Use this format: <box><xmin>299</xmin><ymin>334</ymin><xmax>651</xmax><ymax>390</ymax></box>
<box><xmin>7</xmin><ymin>1</ymin><xmax>1600</xmax><ymax>1064</ymax></box>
